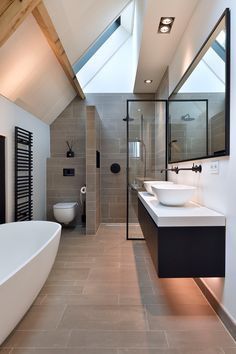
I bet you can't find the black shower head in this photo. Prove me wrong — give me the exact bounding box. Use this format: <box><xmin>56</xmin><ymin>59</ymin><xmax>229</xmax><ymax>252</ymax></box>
<box><xmin>123</xmin><ymin>114</ymin><xmax>134</xmax><ymax>122</ymax></box>
<box><xmin>168</xmin><ymin>139</ymin><xmax>178</xmax><ymax>146</ymax></box>
<box><xmin>181</xmin><ymin>113</ymin><xmax>195</xmax><ymax>121</ymax></box>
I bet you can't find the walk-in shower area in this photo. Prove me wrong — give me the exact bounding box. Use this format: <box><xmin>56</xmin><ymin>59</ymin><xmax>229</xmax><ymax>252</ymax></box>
<box><xmin>126</xmin><ymin>100</ymin><xmax>167</xmax><ymax>240</ymax></box>
<box><xmin>125</xmin><ymin>98</ymin><xmax>210</xmax><ymax>240</ymax></box>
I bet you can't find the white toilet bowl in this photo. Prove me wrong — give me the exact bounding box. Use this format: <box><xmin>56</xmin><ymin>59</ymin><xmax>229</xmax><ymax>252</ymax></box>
<box><xmin>53</xmin><ymin>202</ymin><xmax>78</xmax><ymax>225</ymax></box>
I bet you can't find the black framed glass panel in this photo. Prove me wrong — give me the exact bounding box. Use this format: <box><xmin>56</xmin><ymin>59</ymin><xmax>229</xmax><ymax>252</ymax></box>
<box><xmin>126</xmin><ymin>100</ymin><xmax>167</xmax><ymax>240</ymax></box>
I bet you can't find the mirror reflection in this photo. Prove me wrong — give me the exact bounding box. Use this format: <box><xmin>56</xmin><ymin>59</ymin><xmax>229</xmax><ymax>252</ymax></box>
<box><xmin>168</xmin><ymin>100</ymin><xmax>208</xmax><ymax>162</ymax></box>
<box><xmin>169</xmin><ymin>10</ymin><xmax>229</xmax><ymax>163</ymax></box>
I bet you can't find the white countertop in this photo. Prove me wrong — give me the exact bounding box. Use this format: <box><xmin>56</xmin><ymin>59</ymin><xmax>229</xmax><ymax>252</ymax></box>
<box><xmin>138</xmin><ymin>192</ymin><xmax>225</xmax><ymax>227</ymax></box>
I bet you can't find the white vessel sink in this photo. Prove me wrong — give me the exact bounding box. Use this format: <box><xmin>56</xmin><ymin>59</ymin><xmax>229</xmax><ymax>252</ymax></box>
<box><xmin>152</xmin><ymin>184</ymin><xmax>196</xmax><ymax>206</ymax></box>
<box><xmin>144</xmin><ymin>181</ymin><xmax>174</xmax><ymax>195</ymax></box>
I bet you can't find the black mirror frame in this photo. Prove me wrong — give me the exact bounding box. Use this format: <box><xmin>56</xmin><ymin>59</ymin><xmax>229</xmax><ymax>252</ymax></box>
<box><xmin>167</xmin><ymin>8</ymin><xmax>230</xmax><ymax>164</ymax></box>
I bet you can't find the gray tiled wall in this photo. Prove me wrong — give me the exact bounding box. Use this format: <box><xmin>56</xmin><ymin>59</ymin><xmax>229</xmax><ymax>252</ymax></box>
<box><xmin>47</xmin><ymin>98</ymin><xmax>86</xmax><ymax>225</ymax></box>
<box><xmin>85</xmin><ymin>93</ymin><xmax>154</xmax><ymax>223</ymax></box>
<box><xmin>172</xmin><ymin>92</ymin><xmax>225</xmax><ymax>157</ymax></box>
<box><xmin>48</xmin><ymin>93</ymin><xmax>154</xmax><ymax>225</ymax></box>
<box><xmin>86</xmin><ymin>106</ymin><xmax>101</xmax><ymax>234</ymax></box>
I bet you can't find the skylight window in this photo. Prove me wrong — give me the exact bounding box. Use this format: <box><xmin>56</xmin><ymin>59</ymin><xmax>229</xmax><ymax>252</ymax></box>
<box><xmin>73</xmin><ymin>1</ymin><xmax>134</xmax><ymax>92</ymax></box>
<box><xmin>216</xmin><ymin>30</ymin><xmax>226</xmax><ymax>49</ymax></box>
<box><xmin>72</xmin><ymin>17</ymin><xmax>121</xmax><ymax>74</ymax></box>
<box><xmin>179</xmin><ymin>29</ymin><xmax>226</xmax><ymax>93</ymax></box>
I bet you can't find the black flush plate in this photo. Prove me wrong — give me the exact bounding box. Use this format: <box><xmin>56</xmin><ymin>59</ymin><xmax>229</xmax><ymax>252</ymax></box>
<box><xmin>63</xmin><ymin>168</ymin><xmax>75</xmax><ymax>176</ymax></box>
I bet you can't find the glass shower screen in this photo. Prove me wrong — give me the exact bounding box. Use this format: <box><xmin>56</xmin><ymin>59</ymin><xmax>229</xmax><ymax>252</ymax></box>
<box><xmin>126</xmin><ymin>100</ymin><xmax>167</xmax><ymax>240</ymax></box>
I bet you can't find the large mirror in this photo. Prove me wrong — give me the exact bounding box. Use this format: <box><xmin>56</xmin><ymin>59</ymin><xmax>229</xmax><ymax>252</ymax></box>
<box><xmin>168</xmin><ymin>9</ymin><xmax>230</xmax><ymax>163</ymax></box>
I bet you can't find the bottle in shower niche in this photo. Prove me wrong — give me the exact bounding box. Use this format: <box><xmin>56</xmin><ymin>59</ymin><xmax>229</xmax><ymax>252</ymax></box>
<box><xmin>66</xmin><ymin>140</ymin><xmax>74</xmax><ymax>158</ymax></box>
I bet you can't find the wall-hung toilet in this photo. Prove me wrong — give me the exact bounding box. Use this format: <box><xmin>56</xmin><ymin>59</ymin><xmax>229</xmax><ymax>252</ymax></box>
<box><xmin>53</xmin><ymin>202</ymin><xmax>78</xmax><ymax>225</ymax></box>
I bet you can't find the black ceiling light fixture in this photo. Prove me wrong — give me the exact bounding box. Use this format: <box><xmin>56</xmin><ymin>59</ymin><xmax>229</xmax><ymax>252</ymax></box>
<box><xmin>158</xmin><ymin>17</ymin><xmax>175</xmax><ymax>34</ymax></box>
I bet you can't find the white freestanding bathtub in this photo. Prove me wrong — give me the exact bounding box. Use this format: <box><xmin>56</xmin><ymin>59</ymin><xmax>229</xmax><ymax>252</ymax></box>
<box><xmin>0</xmin><ymin>221</ymin><xmax>61</xmax><ymax>345</ymax></box>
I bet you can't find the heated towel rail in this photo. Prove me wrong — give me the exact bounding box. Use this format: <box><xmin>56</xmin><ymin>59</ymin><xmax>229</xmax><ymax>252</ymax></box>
<box><xmin>15</xmin><ymin>127</ymin><xmax>33</xmax><ymax>221</ymax></box>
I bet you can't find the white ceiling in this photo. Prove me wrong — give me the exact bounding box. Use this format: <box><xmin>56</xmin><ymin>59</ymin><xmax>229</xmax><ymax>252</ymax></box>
<box><xmin>44</xmin><ymin>0</ymin><xmax>198</xmax><ymax>93</ymax></box>
<box><xmin>0</xmin><ymin>14</ymin><xmax>76</xmax><ymax>124</ymax></box>
<box><xmin>0</xmin><ymin>0</ymin><xmax>200</xmax><ymax>124</ymax></box>
<box><xmin>134</xmin><ymin>0</ymin><xmax>198</xmax><ymax>93</ymax></box>
<box><xmin>43</xmin><ymin>0</ymin><xmax>131</xmax><ymax>65</ymax></box>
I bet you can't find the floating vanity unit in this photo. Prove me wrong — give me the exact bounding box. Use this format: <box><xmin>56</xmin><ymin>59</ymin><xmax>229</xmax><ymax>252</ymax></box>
<box><xmin>138</xmin><ymin>192</ymin><xmax>225</xmax><ymax>278</ymax></box>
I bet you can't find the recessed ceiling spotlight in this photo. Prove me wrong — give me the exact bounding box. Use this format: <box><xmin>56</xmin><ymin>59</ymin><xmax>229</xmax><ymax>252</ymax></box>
<box><xmin>161</xmin><ymin>17</ymin><xmax>174</xmax><ymax>25</ymax></box>
<box><xmin>159</xmin><ymin>25</ymin><xmax>170</xmax><ymax>33</ymax></box>
<box><xmin>144</xmin><ymin>79</ymin><xmax>153</xmax><ymax>84</ymax></box>
<box><xmin>158</xmin><ymin>17</ymin><xmax>175</xmax><ymax>34</ymax></box>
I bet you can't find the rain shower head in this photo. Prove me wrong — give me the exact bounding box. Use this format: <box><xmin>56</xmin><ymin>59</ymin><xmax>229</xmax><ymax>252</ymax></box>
<box><xmin>181</xmin><ymin>113</ymin><xmax>195</xmax><ymax>121</ymax></box>
<box><xmin>168</xmin><ymin>139</ymin><xmax>178</xmax><ymax>146</ymax></box>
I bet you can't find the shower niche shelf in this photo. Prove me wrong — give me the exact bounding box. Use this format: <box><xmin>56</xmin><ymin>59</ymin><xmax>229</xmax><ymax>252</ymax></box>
<box><xmin>138</xmin><ymin>192</ymin><xmax>225</xmax><ymax>278</ymax></box>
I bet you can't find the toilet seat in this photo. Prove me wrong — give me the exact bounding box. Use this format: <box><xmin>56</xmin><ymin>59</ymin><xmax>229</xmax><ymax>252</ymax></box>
<box><xmin>53</xmin><ymin>202</ymin><xmax>78</xmax><ymax>225</ymax></box>
<box><xmin>53</xmin><ymin>202</ymin><xmax>78</xmax><ymax>209</ymax></box>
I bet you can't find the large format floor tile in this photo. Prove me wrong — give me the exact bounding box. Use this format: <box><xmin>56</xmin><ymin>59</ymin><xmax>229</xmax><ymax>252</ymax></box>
<box><xmin>16</xmin><ymin>305</ymin><xmax>66</xmax><ymax>330</ymax></box>
<box><xmin>59</xmin><ymin>305</ymin><xmax>148</xmax><ymax>330</ymax></box>
<box><xmin>1</xmin><ymin>224</ymin><xmax>235</xmax><ymax>353</ymax></box>
<box><xmin>68</xmin><ymin>330</ymin><xmax>168</xmax><ymax>348</ymax></box>
<box><xmin>11</xmin><ymin>350</ymin><xmax>118</xmax><ymax>354</ymax></box>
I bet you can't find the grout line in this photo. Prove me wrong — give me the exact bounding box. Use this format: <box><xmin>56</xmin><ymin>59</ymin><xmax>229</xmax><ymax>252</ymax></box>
<box><xmin>164</xmin><ymin>330</ymin><xmax>170</xmax><ymax>348</ymax></box>
<box><xmin>65</xmin><ymin>329</ymin><xmax>73</xmax><ymax>348</ymax></box>
<box><xmin>40</xmin><ymin>294</ymin><xmax>47</xmax><ymax>305</ymax></box>
<box><xmin>81</xmin><ymin>283</ymin><xmax>86</xmax><ymax>295</ymax></box>
<box><xmin>117</xmin><ymin>294</ymin><xmax>121</xmax><ymax>305</ymax></box>
<box><xmin>55</xmin><ymin>304</ymin><xmax>68</xmax><ymax>329</ymax></box>
<box><xmin>144</xmin><ymin>305</ymin><xmax>150</xmax><ymax>331</ymax></box>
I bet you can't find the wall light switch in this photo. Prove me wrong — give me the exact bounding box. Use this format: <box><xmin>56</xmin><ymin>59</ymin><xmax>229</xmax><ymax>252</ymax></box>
<box><xmin>210</xmin><ymin>160</ymin><xmax>219</xmax><ymax>174</ymax></box>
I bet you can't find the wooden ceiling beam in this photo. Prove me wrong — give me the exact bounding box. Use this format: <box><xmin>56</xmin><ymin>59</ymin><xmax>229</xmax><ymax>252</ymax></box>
<box><xmin>32</xmin><ymin>2</ymin><xmax>85</xmax><ymax>99</ymax></box>
<box><xmin>0</xmin><ymin>1</ymin><xmax>15</xmax><ymax>16</ymax></box>
<box><xmin>0</xmin><ymin>0</ymin><xmax>41</xmax><ymax>47</ymax></box>
<box><xmin>0</xmin><ymin>0</ymin><xmax>85</xmax><ymax>99</ymax></box>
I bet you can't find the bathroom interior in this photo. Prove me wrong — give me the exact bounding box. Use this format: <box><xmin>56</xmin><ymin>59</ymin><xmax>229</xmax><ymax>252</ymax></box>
<box><xmin>0</xmin><ymin>0</ymin><xmax>236</xmax><ymax>352</ymax></box>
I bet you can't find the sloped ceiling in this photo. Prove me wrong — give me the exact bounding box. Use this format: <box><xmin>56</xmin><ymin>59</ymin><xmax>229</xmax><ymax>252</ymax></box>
<box><xmin>0</xmin><ymin>14</ymin><xmax>76</xmax><ymax>124</ymax></box>
<box><xmin>0</xmin><ymin>0</ymin><xmax>199</xmax><ymax>123</ymax></box>
<box><xmin>44</xmin><ymin>0</ymin><xmax>198</xmax><ymax>93</ymax></box>
<box><xmin>43</xmin><ymin>0</ymin><xmax>131</xmax><ymax>65</ymax></box>
<box><xmin>0</xmin><ymin>0</ymin><xmax>132</xmax><ymax>124</ymax></box>
<box><xmin>134</xmin><ymin>0</ymin><xmax>198</xmax><ymax>93</ymax></box>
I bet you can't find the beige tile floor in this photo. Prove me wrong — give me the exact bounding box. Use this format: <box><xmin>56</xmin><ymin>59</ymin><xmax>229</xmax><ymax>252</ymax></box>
<box><xmin>1</xmin><ymin>224</ymin><xmax>236</xmax><ymax>353</ymax></box>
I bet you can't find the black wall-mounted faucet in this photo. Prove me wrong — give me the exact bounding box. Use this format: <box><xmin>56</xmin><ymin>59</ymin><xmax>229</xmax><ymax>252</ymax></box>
<box><xmin>161</xmin><ymin>163</ymin><xmax>202</xmax><ymax>174</ymax></box>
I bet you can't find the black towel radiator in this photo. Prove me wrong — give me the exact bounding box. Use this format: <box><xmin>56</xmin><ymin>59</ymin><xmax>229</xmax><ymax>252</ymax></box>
<box><xmin>15</xmin><ymin>126</ymin><xmax>33</xmax><ymax>221</ymax></box>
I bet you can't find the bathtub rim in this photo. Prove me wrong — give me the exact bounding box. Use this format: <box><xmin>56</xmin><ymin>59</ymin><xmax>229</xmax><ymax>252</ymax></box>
<box><xmin>0</xmin><ymin>220</ymin><xmax>61</xmax><ymax>286</ymax></box>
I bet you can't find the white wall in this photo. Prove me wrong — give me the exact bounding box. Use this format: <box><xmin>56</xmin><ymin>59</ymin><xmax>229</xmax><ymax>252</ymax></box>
<box><xmin>132</xmin><ymin>0</ymin><xmax>147</xmax><ymax>87</ymax></box>
<box><xmin>0</xmin><ymin>15</ymin><xmax>76</xmax><ymax>125</ymax></box>
<box><xmin>0</xmin><ymin>95</ymin><xmax>50</xmax><ymax>222</ymax></box>
<box><xmin>168</xmin><ymin>0</ymin><xmax>236</xmax><ymax>323</ymax></box>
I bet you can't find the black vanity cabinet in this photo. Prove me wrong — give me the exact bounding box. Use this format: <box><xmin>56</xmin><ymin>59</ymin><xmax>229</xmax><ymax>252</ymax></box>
<box><xmin>138</xmin><ymin>197</ymin><xmax>225</xmax><ymax>278</ymax></box>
